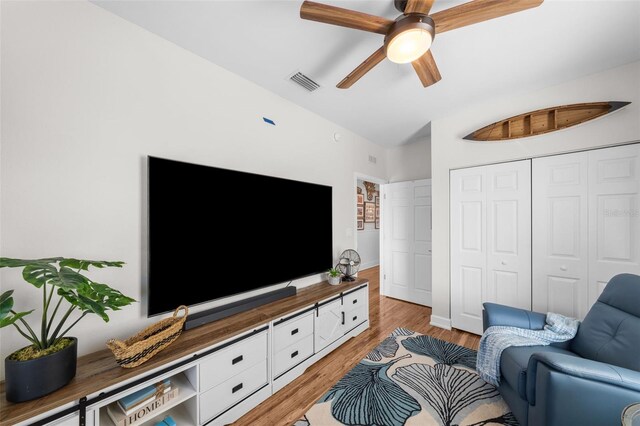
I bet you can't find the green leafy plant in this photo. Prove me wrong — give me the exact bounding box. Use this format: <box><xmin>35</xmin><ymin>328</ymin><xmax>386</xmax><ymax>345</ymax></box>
<box><xmin>328</xmin><ymin>267</ymin><xmax>341</xmax><ymax>278</ymax></box>
<box><xmin>0</xmin><ymin>257</ymin><xmax>135</xmax><ymax>354</ymax></box>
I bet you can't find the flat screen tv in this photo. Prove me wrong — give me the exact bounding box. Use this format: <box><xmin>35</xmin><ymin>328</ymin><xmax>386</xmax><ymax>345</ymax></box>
<box><xmin>148</xmin><ymin>156</ymin><xmax>333</xmax><ymax>316</ymax></box>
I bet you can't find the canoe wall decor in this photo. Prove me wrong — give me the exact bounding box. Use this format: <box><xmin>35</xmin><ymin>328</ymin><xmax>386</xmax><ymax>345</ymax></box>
<box><xmin>464</xmin><ymin>101</ymin><xmax>631</xmax><ymax>142</ymax></box>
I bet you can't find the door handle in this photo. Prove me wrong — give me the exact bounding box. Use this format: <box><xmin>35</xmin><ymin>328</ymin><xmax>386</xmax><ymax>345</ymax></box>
<box><xmin>560</xmin><ymin>265</ymin><xmax>568</xmax><ymax>271</ymax></box>
<box><xmin>501</xmin><ymin>261</ymin><xmax>507</xmax><ymax>265</ymax></box>
<box><xmin>341</xmin><ymin>311</ymin><xmax>345</xmax><ymax>325</ymax></box>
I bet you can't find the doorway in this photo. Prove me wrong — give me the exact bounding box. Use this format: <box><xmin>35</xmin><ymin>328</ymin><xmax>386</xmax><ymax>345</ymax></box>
<box><xmin>355</xmin><ymin>178</ymin><xmax>382</xmax><ymax>270</ymax></box>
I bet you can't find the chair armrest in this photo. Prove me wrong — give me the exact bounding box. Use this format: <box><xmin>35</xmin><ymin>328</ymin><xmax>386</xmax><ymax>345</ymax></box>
<box><xmin>526</xmin><ymin>352</ymin><xmax>640</xmax><ymax>404</ymax></box>
<box><xmin>482</xmin><ymin>302</ymin><xmax>546</xmax><ymax>332</ymax></box>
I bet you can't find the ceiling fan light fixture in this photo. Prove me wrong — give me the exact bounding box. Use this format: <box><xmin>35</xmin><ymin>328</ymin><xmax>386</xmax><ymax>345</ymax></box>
<box><xmin>384</xmin><ymin>15</ymin><xmax>435</xmax><ymax>64</ymax></box>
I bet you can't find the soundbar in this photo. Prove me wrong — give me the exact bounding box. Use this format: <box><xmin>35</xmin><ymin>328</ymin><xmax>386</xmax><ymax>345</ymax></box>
<box><xmin>184</xmin><ymin>286</ymin><xmax>297</xmax><ymax>330</ymax></box>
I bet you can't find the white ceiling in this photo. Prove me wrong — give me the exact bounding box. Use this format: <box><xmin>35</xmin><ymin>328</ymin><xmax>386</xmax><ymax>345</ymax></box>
<box><xmin>94</xmin><ymin>0</ymin><xmax>640</xmax><ymax>147</ymax></box>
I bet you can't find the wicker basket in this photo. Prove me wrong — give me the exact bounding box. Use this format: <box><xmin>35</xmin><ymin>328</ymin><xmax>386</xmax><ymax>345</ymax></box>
<box><xmin>107</xmin><ymin>305</ymin><xmax>188</xmax><ymax>368</ymax></box>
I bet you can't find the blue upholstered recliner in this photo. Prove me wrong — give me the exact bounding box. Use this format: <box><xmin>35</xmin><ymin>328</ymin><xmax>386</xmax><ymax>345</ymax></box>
<box><xmin>482</xmin><ymin>273</ymin><xmax>640</xmax><ymax>426</ymax></box>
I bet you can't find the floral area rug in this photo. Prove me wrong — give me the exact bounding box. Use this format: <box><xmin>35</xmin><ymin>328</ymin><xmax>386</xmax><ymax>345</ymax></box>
<box><xmin>295</xmin><ymin>328</ymin><xmax>517</xmax><ymax>426</ymax></box>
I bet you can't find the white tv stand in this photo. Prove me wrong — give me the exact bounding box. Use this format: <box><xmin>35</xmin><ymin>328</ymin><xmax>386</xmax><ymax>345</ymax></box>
<box><xmin>0</xmin><ymin>279</ymin><xmax>369</xmax><ymax>426</ymax></box>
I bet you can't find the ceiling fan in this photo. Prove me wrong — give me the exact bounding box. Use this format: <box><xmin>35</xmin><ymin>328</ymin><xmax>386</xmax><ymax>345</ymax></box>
<box><xmin>300</xmin><ymin>0</ymin><xmax>544</xmax><ymax>89</ymax></box>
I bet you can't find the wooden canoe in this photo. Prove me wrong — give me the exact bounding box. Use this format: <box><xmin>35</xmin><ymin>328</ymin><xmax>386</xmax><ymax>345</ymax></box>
<box><xmin>464</xmin><ymin>101</ymin><xmax>631</xmax><ymax>141</ymax></box>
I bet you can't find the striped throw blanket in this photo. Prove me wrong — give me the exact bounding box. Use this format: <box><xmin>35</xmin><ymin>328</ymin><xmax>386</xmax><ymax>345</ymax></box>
<box><xmin>477</xmin><ymin>312</ymin><xmax>580</xmax><ymax>386</ymax></box>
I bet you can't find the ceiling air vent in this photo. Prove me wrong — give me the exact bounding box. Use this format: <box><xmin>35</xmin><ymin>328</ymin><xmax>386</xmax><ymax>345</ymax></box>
<box><xmin>289</xmin><ymin>71</ymin><xmax>320</xmax><ymax>92</ymax></box>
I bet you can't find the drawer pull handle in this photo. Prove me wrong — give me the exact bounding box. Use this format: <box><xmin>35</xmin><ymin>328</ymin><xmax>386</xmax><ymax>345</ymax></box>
<box><xmin>232</xmin><ymin>355</ymin><xmax>243</xmax><ymax>365</ymax></box>
<box><xmin>291</xmin><ymin>328</ymin><xmax>299</xmax><ymax>335</ymax></box>
<box><xmin>232</xmin><ymin>383</ymin><xmax>243</xmax><ymax>394</ymax></box>
<box><xmin>291</xmin><ymin>350</ymin><xmax>299</xmax><ymax>358</ymax></box>
<box><xmin>353</xmin><ymin>316</ymin><xmax>358</xmax><ymax>321</ymax></box>
<box><xmin>352</xmin><ymin>299</ymin><xmax>358</xmax><ymax>304</ymax></box>
<box><xmin>341</xmin><ymin>312</ymin><xmax>345</xmax><ymax>325</ymax></box>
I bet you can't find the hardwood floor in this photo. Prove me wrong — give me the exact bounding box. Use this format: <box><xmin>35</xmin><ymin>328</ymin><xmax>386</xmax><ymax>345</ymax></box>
<box><xmin>233</xmin><ymin>266</ymin><xmax>480</xmax><ymax>426</ymax></box>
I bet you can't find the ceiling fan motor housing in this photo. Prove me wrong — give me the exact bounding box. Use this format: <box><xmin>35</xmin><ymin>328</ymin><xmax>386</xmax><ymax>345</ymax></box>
<box><xmin>394</xmin><ymin>0</ymin><xmax>409</xmax><ymax>14</ymax></box>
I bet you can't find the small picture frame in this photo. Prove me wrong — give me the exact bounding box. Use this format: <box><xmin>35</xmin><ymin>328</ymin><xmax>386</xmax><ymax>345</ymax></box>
<box><xmin>375</xmin><ymin>196</ymin><xmax>380</xmax><ymax>207</ymax></box>
<box><xmin>357</xmin><ymin>219</ymin><xmax>364</xmax><ymax>230</ymax></box>
<box><xmin>364</xmin><ymin>202</ymin><xmax>375</xmax><ymax>223</ymax></box>
<box><xmin>357</xmin><ymin>194</ymin><xmax>364</xmax><ymax>205</ymax></box>
<box><xmin>357</xmin><ymin>206</ymin><xmax>364</xmax><ymax>218</ymax></box>
<box><xmin>375</xmin><ymin>207</ymin><xmax>380</xmax><ymax>218</ymax></box>
<box><xmin>375</xmin><ymin>218</ymin><xmax>380</xmax><ymax>229</ymax></box>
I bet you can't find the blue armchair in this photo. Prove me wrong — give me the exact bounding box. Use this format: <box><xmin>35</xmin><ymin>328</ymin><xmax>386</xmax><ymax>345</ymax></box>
<box><xmin>482</xmin><ymin>273</ymin><xmax>640</xmax><ymax>426</ymax></box>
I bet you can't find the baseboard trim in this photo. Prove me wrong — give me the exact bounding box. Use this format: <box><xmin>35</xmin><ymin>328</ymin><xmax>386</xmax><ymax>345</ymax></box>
<box><xmin>430</xmin><ymin>315</ymin><xmax>452</xmax><ymax>330</ymax></box>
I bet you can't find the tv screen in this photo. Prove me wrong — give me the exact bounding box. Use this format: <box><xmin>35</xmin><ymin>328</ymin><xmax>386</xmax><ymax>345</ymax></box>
<box><xmin>148</xmin><ymin>156</ymin><xmax>333</xmax><ymax>316</ymax></box>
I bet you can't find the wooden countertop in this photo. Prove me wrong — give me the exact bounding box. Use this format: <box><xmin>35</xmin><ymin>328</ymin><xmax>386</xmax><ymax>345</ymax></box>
<box><xmin>0</xmin><ymin>279</ymin><xmax>368</xmax><ymax>425</ymax></box>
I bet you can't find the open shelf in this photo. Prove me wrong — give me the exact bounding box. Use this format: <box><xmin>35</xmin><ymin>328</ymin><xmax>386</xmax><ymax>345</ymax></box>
<box><xmin>99</xmin><ymin>372</ymin><xmax>197</xmax><ymax>426</ymax></box>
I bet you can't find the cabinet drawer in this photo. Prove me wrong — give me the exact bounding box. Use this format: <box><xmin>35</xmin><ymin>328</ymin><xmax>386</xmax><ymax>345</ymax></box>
<box><xmin>343</xmin><ymin>287</ymin><xmax>367</xmax><ymax>309</ymax></box>
<box><xmin>200</xmin><ymin>331</ymin><xmax>267</xmax><ymax>392</ymax></box>
<box><xmin>273</xmin><ymin>311</ymin><xmax>313</xmax><ymax>353</ymax></box>
<box><xmin>345</xmin><ymin>305</ymin><xmax>367</xmax><ymax>330</ymax></box>
<box><xmin>199</xmin><ymin>359</ymin><xmax>268</xmax><ymax>424</ymax></box>
<box><xmin>273</xmin><ymin>333</ymin><xmax>314</xmax><ymax>378</ymax></box>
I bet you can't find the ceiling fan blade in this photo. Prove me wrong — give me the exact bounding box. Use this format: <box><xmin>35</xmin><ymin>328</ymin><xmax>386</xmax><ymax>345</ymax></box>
<box><xmin>300</xmin><ymin>1</ymin><xmax>394</xmax><ymax>35</ymax></box>
<box><xmin>412</xmin><ymin>50</ymin><xmax>442</xmax><ymax>87</ymax></box>
<box><xmin>431</xmin><ymin>0</ymin><xmax>543</xmax><ymax>34</ymax></box>
<box><xmin>337</xmin><ymin>47</ymin><xmax>386</xmax><ymax>89</ymax></box>
<box><xmin>404</xmin><ymin>0</ymin><xmax>436</xmax><ymax>15</ymax></box>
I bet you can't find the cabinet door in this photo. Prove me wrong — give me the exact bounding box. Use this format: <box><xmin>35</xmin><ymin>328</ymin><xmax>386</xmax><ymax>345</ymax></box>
<box><xmin>533</xmin><ymin>152</ymin><xmax>589</xmax><ymax>318</ymax></box>
<box><xmin>486</xmin><ymin>160</ymin><xmax>531</xmax><ymax>311</ymax></box>
<box><xmin>314</xmin><ymin>299</ymin><xmax>344</xmax><ymax>352</ymax></box>
<box><xmin>451</xmin><ymin>166</ymin><xmax>487</xmax><ymax>334</ymax></box>
<box><xmin>588</xmin><ymin>144</ymin><xmax>640</xmax><ymax>307</ymax></box>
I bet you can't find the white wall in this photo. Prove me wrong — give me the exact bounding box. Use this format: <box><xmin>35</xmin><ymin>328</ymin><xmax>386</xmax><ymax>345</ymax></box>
<box><xmin>356</xmin><ymin>180</ymin><xmax>379</xmax><ymax>269</ymax></box>
<box><xmin>386</xmin><ymin>136</ymin><xmax>431</xmax><ymax>182</ymax></box>
<box><xmin>430</xmin><ymin>61</ymin><xmax>640</xmax><ymax>327</ymax></box>
<box><xmin>0</xmin><ymin>0</ymin><xmax>388</xmax><ymax>377</ymax></box>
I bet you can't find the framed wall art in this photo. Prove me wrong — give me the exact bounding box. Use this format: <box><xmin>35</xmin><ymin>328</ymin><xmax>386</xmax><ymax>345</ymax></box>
<box><xmin>375</xmin><ymin>196</ymin><xmax>380</xmax><ymax>207</ymax></box>
<box><xmin>375</xmin><ymin>218</ymin><xmax>380</xmax><ymax>229</ymax></box>
<box><xmin>357</xmin><ymin>206</ymin><xmax>364</xmax><ymax>218</ymax></box>
<box><xmin>357</xmin><ymin>193</ymin><xmax>364</xmax><ymax>205</ymax></box>
<box><xmin>357</xmin><ymin>219</ymin><xmax>364</xmax><ymax>230</ymax></box>
<box><xmin>375</xmin><ymin>207</ymin><xmax>380</xmax><ymax>218</ymax></box>
<box><xmin>364</xmin><ymin>202</ymin><xmax>375</xmax><ymax>223</ymax></box>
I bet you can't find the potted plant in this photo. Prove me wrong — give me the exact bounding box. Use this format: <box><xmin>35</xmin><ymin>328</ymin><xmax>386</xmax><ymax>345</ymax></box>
<box><xmin>327</xmin><ymin>267</ymin><xmax>342</xmax><ymax>285</ymax></box>
<box><xmin>0</xmin><ymin>257</ymin><xmax>135</xmax><ymax>402</ymax></box>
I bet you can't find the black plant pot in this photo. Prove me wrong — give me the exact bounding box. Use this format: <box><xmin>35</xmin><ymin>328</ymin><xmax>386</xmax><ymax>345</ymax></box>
<box><xmin>5</xmin><ymin>337</ymin><xmax>77</xmax><ymax>403</ymax></box>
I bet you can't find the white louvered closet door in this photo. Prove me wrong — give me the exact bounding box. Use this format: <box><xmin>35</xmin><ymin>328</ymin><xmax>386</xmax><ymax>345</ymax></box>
<box><xmin>588</xmin><ymin>144</ymin><xmax>640</xmax><ymax>307</ymax></box>
<box><xmin>533</xmin><ymin>152</ymin><xmax>590</xmax><ymax>319</ymax></box>
<box><xmin>451</xmin><ymin>160</ymin><xmax>531</xmax><ymax>334</ymax></box>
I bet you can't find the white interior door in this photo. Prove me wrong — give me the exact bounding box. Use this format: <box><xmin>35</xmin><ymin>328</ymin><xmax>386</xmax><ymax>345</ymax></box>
<box><xmin>486</xmin><ymin>161</ymin><xmax>531</xmax><ymax>310</ymax></box>
<box><xmin>533</xmin><ymin>152</ymin><xmax>589</xmax><ymax>319</ymax></box>
<box><xmin>588</xmin><ymin>144</ymin><xmax>640</xmax><ymax>306</ymax></box>
<box><xmin>451</xmin><ymin>167</ymin><xmax>487</xmax><ymax>333</ymax></box>
<box><xmin>451</xmin><ymin>160</ymin><xmax>531</xmax><ymax>334</ymax></box>
<box><xmin>381</xmin><ymin>180</ymin><xmax>432</xmax><ymax>306</ymax></box>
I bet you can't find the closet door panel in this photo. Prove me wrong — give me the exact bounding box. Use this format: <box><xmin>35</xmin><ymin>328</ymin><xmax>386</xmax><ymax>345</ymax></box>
<box><xmin>588</xmin><ymin>144</ymin><xmax>640</xmax><ymax>307</ymax></box>
<box><xmin>486</xmin><ymin>160</ymin><xmax>531</xmax><ymax>311</ymax></box>
<box><xmin>451</xmin><ymin>167</ymin><xmax>487</xmax><ymax>334</ymax></box>
<box><xmin>532</xmin><ymin>152</ymin><xmax>589</xmax><ymax>318</ymax></box>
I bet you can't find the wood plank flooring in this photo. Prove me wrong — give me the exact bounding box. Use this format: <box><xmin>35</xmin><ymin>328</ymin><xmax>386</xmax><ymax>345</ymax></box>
<box><xmin>233</xmin><ymin>266</ymin><xmax>480</xmax><ymax>426</ymax></box>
